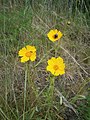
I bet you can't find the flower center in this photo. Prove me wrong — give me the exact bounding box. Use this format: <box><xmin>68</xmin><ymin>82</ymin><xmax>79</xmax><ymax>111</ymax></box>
<box><xmin>25</xmin><ymin>51</ymin><xmax>32</xmax><ymax>57</ymax></box>
<box><xmin>53</xmin><ymin>65</ymin><xmax>59</xmax><ymax>70</ymax></box>
<box><xmin>54</xmin><ymin>34</ymin><xmax>58</xmax><ymax>39</ymax></box>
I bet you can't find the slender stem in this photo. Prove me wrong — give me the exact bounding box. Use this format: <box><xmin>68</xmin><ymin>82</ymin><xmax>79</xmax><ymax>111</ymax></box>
<box><xmin>49</xmin><ymin>77</ymin><xmax>55</xmax><ymax>97</ymax></box>
<box><xmin>54</xmin><ymin>42</ymin><xmax>59</xmax><ymax>57</ymax></box>
<box><xmin>45</xmin><ymin>76</ymin><xmax>55</xmax><ymax>118</ymax></box>
<box><xmin>48</xmin><ymin>77</ymin><xmax>55</xmax><ymax>106</ymax></box>
<box><xmin>29</xmin><ymin>63</ymin><xmax>38</xmax><ymax>98</ymax></box>
<box><xmin>23</xmin><ymin>63</ymin><xmax>28</xmax><ymax>120</ymax></box>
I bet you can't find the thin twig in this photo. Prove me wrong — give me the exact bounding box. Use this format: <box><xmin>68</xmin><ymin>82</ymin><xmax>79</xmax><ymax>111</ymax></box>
<box><xmin>60</xmin><ymin>46</ymin><xmax>89</xmax><ymax>75</ymax></box>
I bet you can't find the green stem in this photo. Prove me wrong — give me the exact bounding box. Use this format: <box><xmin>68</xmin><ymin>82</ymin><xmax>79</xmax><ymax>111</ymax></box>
<box><xmin>49</xmin><ymin>77</ymin><xmax>55</xmax><ymax>97</ymax></box>
<box><xmin>28</xmin><ymin>63</ymin><xmax>38</xmax><ymax>98</ymax></box>
<box><xmin>23</xmin><ymin>63</ymin><xmax>28</xmax><ymax>120</ymax></box>
<box><xmin>54</xmin><ymin>42</ymin><xmax>59</xmax><ymax>57</ymax></box>
<box><xmin>45</xmin><ymin>77</ymin><xmax>55</xmax><ymax>118</ymax></box>
<box><xmin>48</xmin><ymin>77</ymin><xmax>55</xmax><ymax>106</ymax></box>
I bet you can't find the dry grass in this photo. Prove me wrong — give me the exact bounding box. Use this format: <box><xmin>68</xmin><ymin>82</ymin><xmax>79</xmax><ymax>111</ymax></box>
<box><xmin>0</xmin><ymin>1</ymin><xmax>90</xmax><ymax>120</ymax></box>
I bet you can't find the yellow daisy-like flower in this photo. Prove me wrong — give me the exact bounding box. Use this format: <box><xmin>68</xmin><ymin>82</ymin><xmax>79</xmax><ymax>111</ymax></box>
<box><xmin>18</xmin><ymin>45</ymin><xmax>36</xmax><ymax>63</ymax></box>
<box><xmin>47</xmin><ymin>29</ymin><xmax>63</xmax><ymax>42</ymax></box>
<box><xmin>46</xmin><ymin>57</ymin><xmax>65</xmax><ymax>76</ymax></box>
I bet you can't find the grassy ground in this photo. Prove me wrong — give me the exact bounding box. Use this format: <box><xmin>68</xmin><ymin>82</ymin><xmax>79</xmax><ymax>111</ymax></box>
<box><xmin>0</xmin><ymin>1</ymin><xmax>90</xmax><ymax>120</ymax></box>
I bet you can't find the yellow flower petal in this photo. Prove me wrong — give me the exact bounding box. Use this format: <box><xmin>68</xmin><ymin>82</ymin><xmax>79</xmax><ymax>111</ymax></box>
<box><xmin>46</xmin><ymin>66</ymin><xmax>55</xmax><ymax>74</ymax></box>
<box><xmin>59</xmin><ymin>71</ymin><xmax>65</xmax><ymax>75</ymax></box>
<box><xmin>47</xmin><ymin>57</ymin><xmax>56</xmax><ymax>65</ymax></box>
<box><xmin>21</xmin><ymin>56</ymin><xmax>29</xmax><ymax>63</ymax></box>
<box><xmin>54</xmin><ymin>29</ymin><xmax>58</xmax><ymax>33</ymax></box>
<box><xmin>30</xmin><ymin>53</ymin><xmax>36</xmax><ymax>61</ymax></box>
<box><xmin>54</xmin><ymin>71</ymin><xmax>60</xmax><ymax>76</ymax></box>
<box><xmin>58</xmin><ymin>31</ymin><xmax>63</xmax><ymax>38</ymax></box>
<box><xmin>26</xmin><ymin>45</ymin><xmax>36</xmax><ymax>52</ymax></box>
<box><xmin>18</xmin><ymin>47</ymin><xmax>27</xmax><ymax>56</ymax></box>
<box><xmin>57</xmin><ymin>57</ymin><xmax>63</xmax><ymax>63</ymax></box>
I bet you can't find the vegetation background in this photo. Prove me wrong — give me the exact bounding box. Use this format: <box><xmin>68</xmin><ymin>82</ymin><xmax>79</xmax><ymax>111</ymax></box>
<box><xmin>0</xmin><ymin>0</ymin><xmax>90</xmax><ymax>120</ymax></box>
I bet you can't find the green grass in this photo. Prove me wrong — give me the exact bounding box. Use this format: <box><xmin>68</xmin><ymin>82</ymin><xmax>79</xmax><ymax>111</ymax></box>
<box><xmin>0</xmin><ymin>1</ymin><xmax>90</xmax><ymax>120</ymax></box>
<box><xmin>77</xmin><ymin>93</ymin><xmax>90</xmax><ymax>120</ymax></box>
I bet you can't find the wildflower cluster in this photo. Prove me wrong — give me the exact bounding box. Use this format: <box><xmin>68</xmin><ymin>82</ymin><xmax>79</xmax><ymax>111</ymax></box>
<box><xmin>18</xmin><ymin>29</ymin><xmax>65</xmax><ymax>76</ymax></box>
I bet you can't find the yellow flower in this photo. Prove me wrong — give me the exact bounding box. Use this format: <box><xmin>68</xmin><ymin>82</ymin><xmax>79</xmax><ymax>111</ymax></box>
<box><xmin>47</xmin><ymin>29</ymin><xmax>63</xmax><ymax>42</ymax></box>
<box><xmin>18</xmin><ymin>45</ymin><xmax>36</xmax><ymax>63</ymax></box>
<box><xmin>46</xmin><ymin>57</ymin><xmax>65</xmax><ymax>76</ymax></box>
